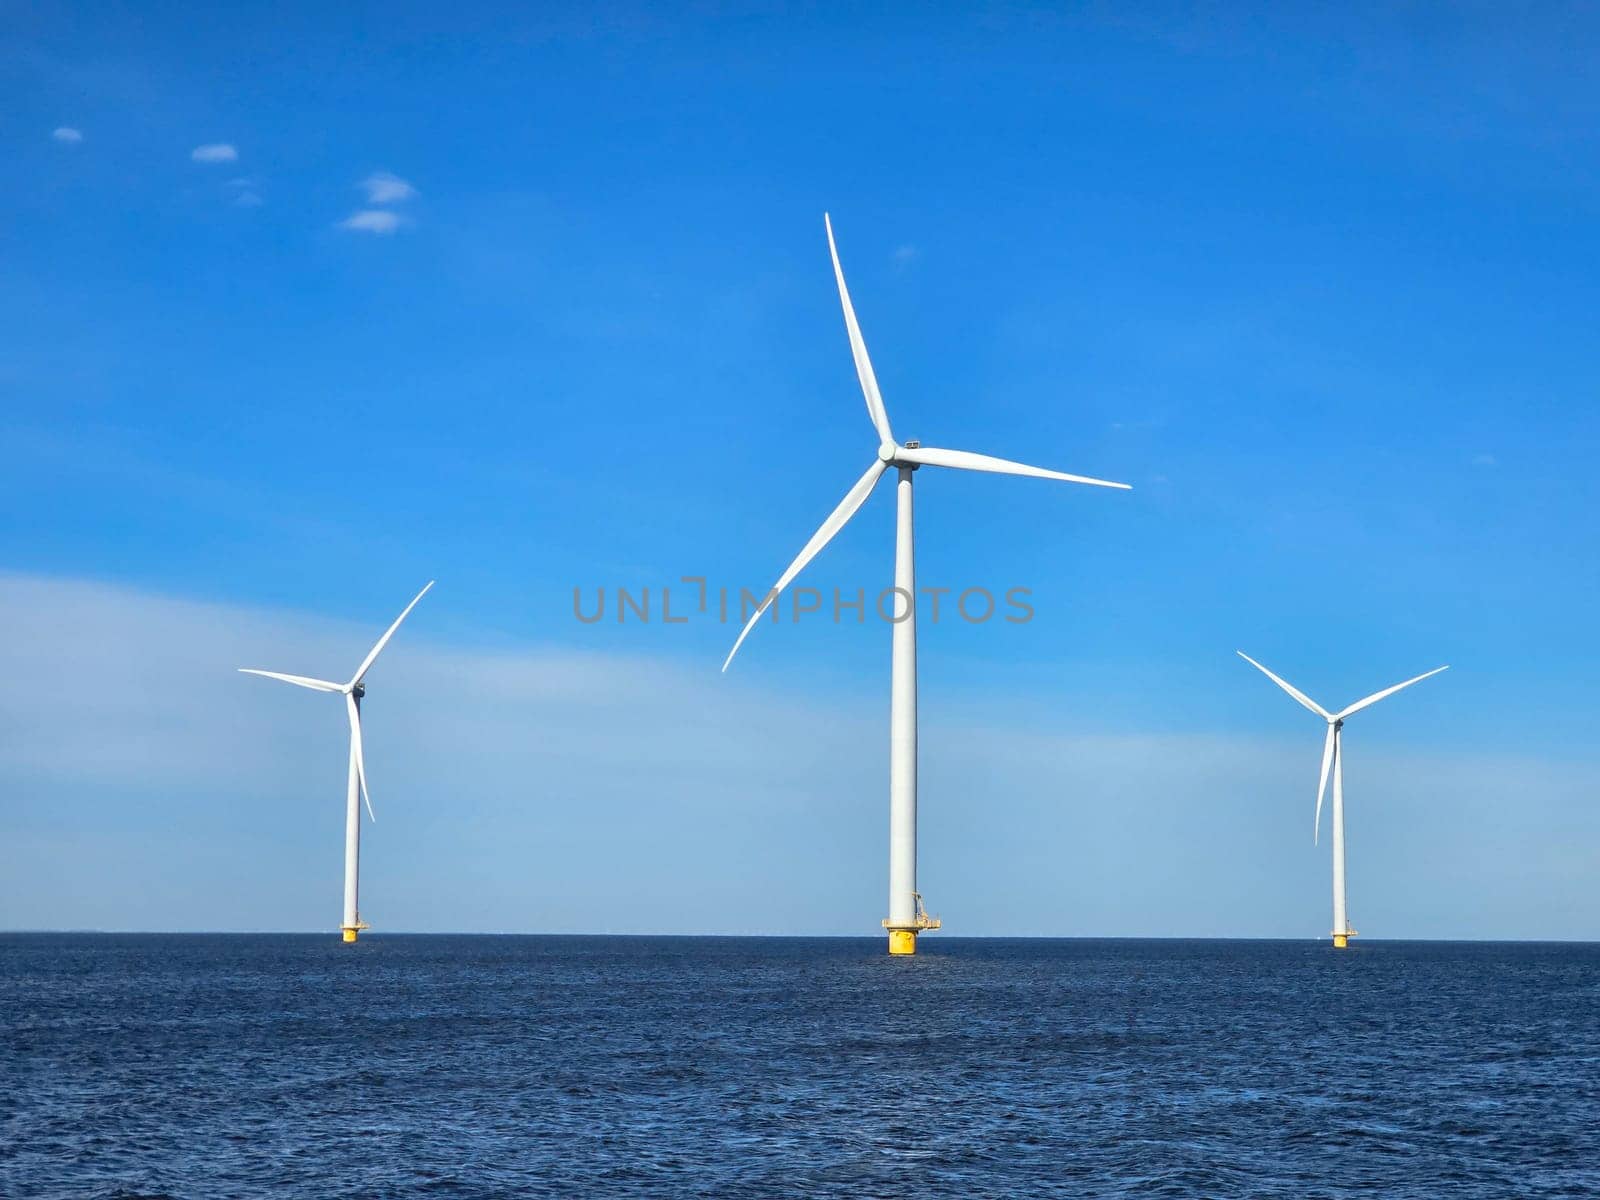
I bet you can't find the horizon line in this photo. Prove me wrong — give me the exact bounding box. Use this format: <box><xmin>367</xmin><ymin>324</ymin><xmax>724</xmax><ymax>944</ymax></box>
<box><xmin>4</xmin><ymin>929</ymin><xmax>1597</xmax><ymax>945</ymax></box>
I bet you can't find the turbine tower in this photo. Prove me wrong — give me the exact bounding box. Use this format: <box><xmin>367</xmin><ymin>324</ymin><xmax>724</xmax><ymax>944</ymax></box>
<box><xmin>723</xmin><ymin>216</ymin><xmax>1130</xmax><ymax>955</ymax></box>
<box><xmin>1237</xmin><ymin>651</ymin><xmax>1447</xmax><ymax>948</ymax></box>
<box><xmin>240</xmin><ymin>582</ymin><xmax>433</xmax><ymax>943</ymax></box>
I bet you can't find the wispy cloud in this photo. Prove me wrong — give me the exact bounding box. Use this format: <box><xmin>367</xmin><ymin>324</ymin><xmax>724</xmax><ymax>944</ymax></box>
<box><xmin>339</xmin><ymin>209</ymin><xmax>404</xmax><ymax>235</ymax></box>
<box><xmin>1109</xmin><ymin>416</ymin><xmax>1165</xmax><ymax>433</ymax></box>
<box><xmin>226</xmin><ymin>178</ymin><xmax>262</xmax><ymax>207</ymax></box>
<box><xmin>892</xmin><ymin>244</ymin><xmax>919</xmax><ymax>266</ymax></box>
<box><xmin>190</xmin><ymin>143</ymin><xmax>238</xmax><ymax>164</ymax></box>
<box><xmin>1471</xmin><ymin>453</ymin><xmax>1498</xmax><ymax>468</ymax></box>
<box><xmin>337</xmin><ymin>171</ymin><xmax>417</xmax><ymax>235</ymax></box>
<box><xmin>1</xmin><ymin>571</ymin><xmax>1595</xmax><ymax>939</ymax></box>
<box><xmin>52</xmin><ymin>127</ymin><xmax>83</xmax><ymax>144</ymax></box>
<box><xmin>361</xmin><ymin>171</ymin><xmax>417</xmax><ymax>205</ymax></box>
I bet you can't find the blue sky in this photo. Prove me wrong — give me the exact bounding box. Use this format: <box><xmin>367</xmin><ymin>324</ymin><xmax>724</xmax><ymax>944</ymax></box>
<box><xmin>3</xmin><ymin>4</ymin><xmax>1598</xmax><ymax>936</ymax></box>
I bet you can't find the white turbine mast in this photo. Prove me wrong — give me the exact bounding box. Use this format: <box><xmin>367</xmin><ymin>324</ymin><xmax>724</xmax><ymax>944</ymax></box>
<box><xmin>724</xmin><ymin>214</ymin><xmax>1130</xmax><ymax>955</ymax></box>
<box><xmin>240</xmin><ymin>581</ymin><xmax>433</xmax><ymax>943</ymax></box>
<box><xmin>1237</xmin><ymin>651</ymin><xmax>1447</xmax><ymax>948</ymax></box>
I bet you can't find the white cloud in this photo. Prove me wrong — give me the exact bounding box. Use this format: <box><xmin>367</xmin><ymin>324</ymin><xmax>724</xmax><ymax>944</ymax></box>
<box><xmin>892</xmin><ymin>244</ymin><xmax>919</xmax><ymax>266</ymax></box>
<box><xmin>0</xmin><ymin>571</ymin><xmax>1596</xmax><ymax>939</ymax></box>
<box><xmin>52</xmin><ymin>127</ymin><xmax>83</xmax><ymax>144</ymax></box>
<box><xmin>339</xmin><ymin>209</ymin><xmax>404</xmax><ymax>235</ymax></box>
<box><xmin>190</xmin><ymin>143</ymin><xmax>238</xmax><ymax>164</ymax></box>
<box><xmin>1471</xmin><ymin>453</ymin><xmax>1498</xmax><ymax>468</ymax></box>
<box><xmin>360</xmin><ymin>171</ymin><xmax>417</xmax><ymax>205</ymax></box>
<box><xmin>223</xmin><ymin>178</ymin><xmax>262</xmax><ymax>205</ymax></box>
<box><xmin>0</xmin><ymin>573</ymin><xmax>874</xmax><ymax>933</ymax></box>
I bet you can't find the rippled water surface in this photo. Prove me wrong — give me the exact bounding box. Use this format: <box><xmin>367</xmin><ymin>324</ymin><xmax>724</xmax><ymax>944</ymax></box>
<box><xmin>3</xmin><ymin>935</ymin><xmax>1598</xmax><ymax>1197</ymax></box>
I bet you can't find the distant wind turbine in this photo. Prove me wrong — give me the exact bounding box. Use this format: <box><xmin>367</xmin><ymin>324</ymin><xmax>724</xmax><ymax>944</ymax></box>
<box><xmin>240</xmin><ymin>582</ymin><xmax>433</xmax><ymax>943</ymax></box>
<box><xmin>1237</xmin><ymin>651</ymin><xmax>1447</xmax><ymax>948</ymax></box>
<box><xmin>723</xmin><ymin>215</ymin><xmax>1130</xmax><ymax>955</ymax></box>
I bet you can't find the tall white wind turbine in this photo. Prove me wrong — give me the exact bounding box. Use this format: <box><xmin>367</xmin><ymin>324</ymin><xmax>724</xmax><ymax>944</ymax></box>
<box><xmin>723</xmin><ymin>215</ymin><xmax>1130</xmax><ymax>955</ymax></box>
<box><xmin>1237</xmin><ymin>652</ymin><xmax>1447</xmax><ymax>948</ymax></box>
<box><xmin>240</xmin><ymin>582</ymin><xmax>433</xmax><ymax>943</ymax></box>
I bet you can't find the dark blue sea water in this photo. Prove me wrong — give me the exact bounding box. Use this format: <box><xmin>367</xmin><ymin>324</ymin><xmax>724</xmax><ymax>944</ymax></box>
<box><xmin>2</xmin><ymin>935</ymin><xmax>1597</xmax><ymax>1198</ymax></box>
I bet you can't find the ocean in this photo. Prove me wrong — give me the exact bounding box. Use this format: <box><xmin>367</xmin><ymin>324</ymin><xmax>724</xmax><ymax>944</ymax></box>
<box><xmin>2</xmin><ymin>934</ymin><xmax>1597</xmax><ymax>1197</ymax></box>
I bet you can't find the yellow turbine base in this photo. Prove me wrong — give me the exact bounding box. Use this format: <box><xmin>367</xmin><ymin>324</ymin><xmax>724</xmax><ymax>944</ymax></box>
<box><xmin>1332</xmin><ymin>934</ymin><xmax>1348</xmax><ymax>949</ymax></box>
<box><xmin>888</xmin><ymin>930</ymin><xmax>917</xmax><ymax>956</ymax></box>
<box><xmin>342</xmin><ymin>928</ymin><xmax>359</xmax><ymax>943</ymax></box>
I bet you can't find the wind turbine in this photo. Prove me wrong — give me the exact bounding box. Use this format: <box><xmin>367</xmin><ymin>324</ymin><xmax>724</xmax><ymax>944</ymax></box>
<box><xmin>240</xmin><ymin>582</ymin><xmax>433</xmax><ymax>943</ymax></box>
<box><xmin>723</xmin><ymin>215</ymin><xmax>1130</xmax><ymax>955</ymax></box>
<box><xmin>1237</xmin><ymin>651</ymin><xmax>1447</xmax><ymax>948</ymax></box>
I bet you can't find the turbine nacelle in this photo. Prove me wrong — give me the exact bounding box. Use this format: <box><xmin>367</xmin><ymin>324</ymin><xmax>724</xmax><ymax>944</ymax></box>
<box><xmin>883</xmin><ymin>439</ymin><xmax>925</xmax><ymax>468</ymax></box>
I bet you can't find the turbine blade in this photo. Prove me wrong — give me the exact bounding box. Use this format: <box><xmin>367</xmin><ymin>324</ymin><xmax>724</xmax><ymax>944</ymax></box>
<box><xmin>349</xmin><ymin>581</ymin><xmax>434</xmax><ymax>688</ymax></box>
<box><xmin>346</xmin><ymin>692</ymin><xmax>374</xmax><ymax>822</ymax></box>
<box><xmin>1314</xmin><ymin>722</ymin><xmax>1336</xmax><ymax>846</ymax></box>
<box><xmin>722</xmin><ymin>458</ymin><xmax>888</xmax><ymax>672</ymax></box>
<box><xmin>896</xmin><ymin>445</ymin><xmax>1131</xmax><ymax>490</ymax></box>
<box><xmin>1236</xmin><ymin>652</ymin><xmax>1331</xmax><ymax>719</ymax></box>
<box><xmin>824</xmin><ymin>214</ymin><xmax>894</xmax><ymax>448</ymax></box>
<box><xmin>1335</xmin><ymin>665</ymin><xmax>1449</xmax><ymax>721</ymax></box>
<box><xmin>238</xmin><ymin>669</ymin><xmax>343</xmax><ymax>692</ymax></box>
